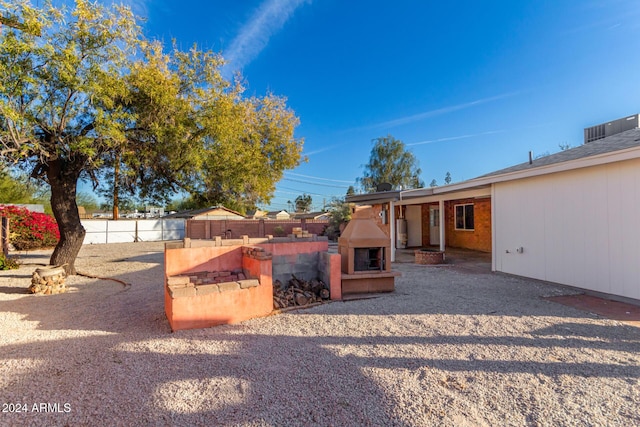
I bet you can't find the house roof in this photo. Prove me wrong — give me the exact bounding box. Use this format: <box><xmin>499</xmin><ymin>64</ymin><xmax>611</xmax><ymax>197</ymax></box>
<box><xmin>265</xmin><ymin>210</ymin><xmax>288</xmax><ymax>216</ymax></box>
<box><xmin>292</xmin><ymin>211</ymin><xmax>330</xmax><ymax>220</ymax></box>
<box><xmin>164</xmin><ymin>206</ymin><xmax>245</xmax><ymax>219</ymax></box>
<box><xmin>347</xmin><ymin>126</ymin><xmax>640</xmax><ymax>205</ymax></box>
<box><xmin>478</xmin><ymin>127</ymin><xmax>640</xmax><ymax>178</ymax></box>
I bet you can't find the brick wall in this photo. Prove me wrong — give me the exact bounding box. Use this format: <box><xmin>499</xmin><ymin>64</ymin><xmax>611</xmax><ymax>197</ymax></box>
<box><xmin>444</xmin><ymin>198</ymin><xmax>491</xmax><ymax>252</ymax></box>
<box><xmin>187</xmin><ymin>219</ymin><xmax>328</xmax><ymax>239</ymax></box>
<box><xmin>421</xmin><ymin>205</ymin><xmax>429</xmax><ymax>247</ymax></box>
<box><xmin>359</xmin><ymin>204</ymin><xmax>390</xmax><ymax>236</ymax></box>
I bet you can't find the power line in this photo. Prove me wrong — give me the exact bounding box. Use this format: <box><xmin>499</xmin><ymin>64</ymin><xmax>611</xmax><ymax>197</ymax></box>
<box><xmin>282</xmin><ymin>177</ymin><xmax>350</xmax><ymax>189</ymax></box>
<box><xmin>285</xmin><ymin>172</ymin><xmax>354</xmax><ymax>184</ymax></box>
<box><xmin>277</xmin><ymin>186</ymin><xmax>339</xmax><ymax>198</ymax></box>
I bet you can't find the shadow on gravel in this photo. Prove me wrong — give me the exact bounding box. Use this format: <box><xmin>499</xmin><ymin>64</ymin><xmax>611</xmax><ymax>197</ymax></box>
<box><xmin>0</xmin><ymin>286</ymin><xmax>29</xmax><ymax>294</ymax></box>
<box><xmin>1</xmin><ymin>249</ymin><xmax>640</xmax><ymax>425</ymax></box>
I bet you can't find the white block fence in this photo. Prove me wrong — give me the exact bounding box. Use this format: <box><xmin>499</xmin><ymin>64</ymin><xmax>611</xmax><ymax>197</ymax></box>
<box><xmin>81</xmin><ymin>219</ymin><xmax>185</xmax><ymax>244</ymax></box>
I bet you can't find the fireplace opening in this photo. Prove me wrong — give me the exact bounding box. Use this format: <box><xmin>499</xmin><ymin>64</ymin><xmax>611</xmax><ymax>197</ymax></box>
<box><xmin>354</xmin><ymin>247</ymin><xmax>385</xmax><ymax>271</ymax></box>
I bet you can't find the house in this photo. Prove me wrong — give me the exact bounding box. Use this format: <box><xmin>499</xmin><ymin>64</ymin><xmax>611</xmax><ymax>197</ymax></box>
<box><xmin>265</xmin><ymin>210</ymin><xmax>291</xmax><ymax>220</ymax></box>
<box><xmin>291</xmin><ymin>211</ymin><xmax>331</xmax><ymax>220</ymax></box>
<box><xmin>246</xmin><ymin>209</ymin><xmax>268</xmax><ymax>219</ymax></box>
<box><xmin>165</xmin><ymin>206</ymin><xmax>246</xmax><ymax>220</ymax></box>
<box><xmin>347</xmin><ymin>113</ymin><xmax>640</xmax><ymax>302</ymax></box>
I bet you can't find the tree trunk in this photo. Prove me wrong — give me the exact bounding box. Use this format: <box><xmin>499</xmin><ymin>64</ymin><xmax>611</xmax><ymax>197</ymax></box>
<box><xmin>47</xmin><ymin>158</ymin><xmax>86</xmax><ymax>275</ymax></box>
<box><xmin>112</xmin><ymin>153</ymin><xmax>119</xmax><ymax>220</ymax></box>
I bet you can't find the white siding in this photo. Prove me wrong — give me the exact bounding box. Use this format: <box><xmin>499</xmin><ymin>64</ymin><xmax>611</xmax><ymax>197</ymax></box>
<box><xmin>405</xmin><ymin>205</ymin><xmax>423</xmax><ymax>247</ymax></box>
<box><xmin>494</xmin><ymin>157</ymin><xmax>640</xmax><ymax>300</ymax></box>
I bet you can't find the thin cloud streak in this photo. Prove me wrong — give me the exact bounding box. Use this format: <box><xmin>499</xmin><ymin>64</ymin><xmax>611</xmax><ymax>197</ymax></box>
<box><xmin>285</xmin><ymin>172</ymin><xmax>353</xmax><ymax>183</ymax></box>
<box><xmin>407</xmin><ymin>129</ymin><xmax>507</xmax><ymax>146</ymax></box>
<box><xmin>108</xmin><ymin>0</ymin><xmax>149</xmax><ymax>18</ymax></box>
<box><xmin>223</xmin><ymin>0</ymin><xmax>310</xmax><ymax>76</ymax></box>
<box><xmin>372</xmin><ymin>92</ymin><xmax>521</xmax><ymax>130</ymax></box>
<box><xmin>302</xmin><ymin>143</ymin><xmax>341</xmax><ymax>157</ymax></box>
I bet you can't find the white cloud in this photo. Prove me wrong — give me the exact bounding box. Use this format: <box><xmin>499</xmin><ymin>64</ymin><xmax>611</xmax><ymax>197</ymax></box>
<box><xmin>372</xmin><ymin>92</ymin><xmax>521</xmax><ymax>130</ymax></box>
<box><xmin>406</xmin><ymin>129</ymin><xmax>506</xmax><ymax>146</ymax></box>
<box><xmin>222</xmin><ymin>0</ymin><xmax>310</xmax><ymax>76</ymax></box>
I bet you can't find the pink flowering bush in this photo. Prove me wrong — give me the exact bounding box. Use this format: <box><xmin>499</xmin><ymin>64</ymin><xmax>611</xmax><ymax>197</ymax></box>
<box><xmin>0</xmin><ymin>205</ymin><xmax>60</xmax><ymax>251</ymax></box>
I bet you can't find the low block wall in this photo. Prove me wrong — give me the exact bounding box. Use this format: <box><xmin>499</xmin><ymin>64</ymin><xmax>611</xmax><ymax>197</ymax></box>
<box><xmin>164</xmin><ymin>236</ymin><xmax>342</xmax><ymax>331</ymax></box>
<box><xmin>164</xmin><ymin>244</ymin><xmax>273</xmax><ymax>331</ymax></box>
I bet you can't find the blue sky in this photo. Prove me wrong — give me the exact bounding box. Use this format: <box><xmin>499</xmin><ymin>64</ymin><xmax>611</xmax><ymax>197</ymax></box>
<box><xmin>120</xmin><ymin>0</ymin><xmax>640</xmax><ymax>211</ymax></box>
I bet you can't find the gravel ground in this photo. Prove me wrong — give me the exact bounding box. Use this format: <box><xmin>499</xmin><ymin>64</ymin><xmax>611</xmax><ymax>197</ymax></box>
<box><xmin>1</xmin><ymin>241</ymin><xmax>639</xmax><ymax>426</ymax></box>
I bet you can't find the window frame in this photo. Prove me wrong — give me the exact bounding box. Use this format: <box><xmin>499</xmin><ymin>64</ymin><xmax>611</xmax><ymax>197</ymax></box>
<box><xmin>454</xmin><ymin>203</ymin><xmax>475</xmax><ymax>231</ymax></box>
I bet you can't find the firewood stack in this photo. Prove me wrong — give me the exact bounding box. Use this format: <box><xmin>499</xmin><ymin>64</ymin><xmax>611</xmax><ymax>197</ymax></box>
<box><xmin>273</xmin><ymin>274</ymin><xmax>330</xmax><ymax>309</ymax></box>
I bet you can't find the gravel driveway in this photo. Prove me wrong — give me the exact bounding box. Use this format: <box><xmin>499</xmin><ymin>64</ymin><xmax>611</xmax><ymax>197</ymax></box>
<box><xmin>1</xmin><ymin>242</ymin><xmax>639</xmax><ymax>426</ymax></box>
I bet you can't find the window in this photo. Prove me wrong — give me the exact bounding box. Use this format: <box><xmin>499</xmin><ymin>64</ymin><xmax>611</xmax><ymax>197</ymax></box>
<box><xmin>455</xmin><ymin>204</ymin><xmax>474</xmax><ymax>230</ymax></box>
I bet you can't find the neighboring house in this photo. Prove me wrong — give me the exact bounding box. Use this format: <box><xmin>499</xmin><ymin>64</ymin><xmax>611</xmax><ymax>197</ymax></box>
<box><xmin>265</xmin><ymin>210</ymin><xmax>291</xmax><ymax>220</ymax></box>
<box><xmin>291</xmin><ymin>211</ymin><xmax>331</xmax><ymax>220</ymax></box>
<box><xmin>246</xmin><ymin>209</ymin><xmax>268</xmax><ymax>219</ymax></box>
<box><xmin>348</xmin><ymin>113</ymin><xmax>640</xmax><ymax>301</ymax></box>
<box><xmin>165</xmin><ymin>206</ymin><xmax>246</xmax><ymax>221</ymax></box>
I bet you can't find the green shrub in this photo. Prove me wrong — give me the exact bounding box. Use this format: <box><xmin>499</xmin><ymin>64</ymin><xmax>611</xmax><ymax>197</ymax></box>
<box><xmin>0</xmin><ymin>205</ymin><xmax>60</xmax><ymax>251</ymax></box>
<box><xmin>0</xmin><ymin>253</ymin><xmax>19</xmax><ymax>270</ymax></box>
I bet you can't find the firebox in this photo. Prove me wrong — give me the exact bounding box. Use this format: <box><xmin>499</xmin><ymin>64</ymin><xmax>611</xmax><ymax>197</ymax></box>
<box><xmin>338</xmin><ymin>208</ymin><xmax>400</xmax><ymax>295</ymax></box>
<box><xmin>354</xmin><ymin>247</ymin><xmax>385</xmax><ymax>271</ymax></box>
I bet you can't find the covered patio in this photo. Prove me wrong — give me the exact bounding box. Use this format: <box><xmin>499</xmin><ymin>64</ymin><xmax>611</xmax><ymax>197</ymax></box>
<box><xmin>346</xmin><ymin>183</ymin><xmax>493</xmax><ymax>264</ymax></box>
<box><xmin>394</xmin><ymin>247</ymin><xmax>492</xmax><ymax>274</ymax></box>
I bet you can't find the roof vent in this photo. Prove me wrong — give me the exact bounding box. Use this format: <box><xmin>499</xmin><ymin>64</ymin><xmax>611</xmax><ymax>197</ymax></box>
<box><xmin>584</xmin><ymin>114</ymin><xmax>639</xmax><ymax>143</ymax></box>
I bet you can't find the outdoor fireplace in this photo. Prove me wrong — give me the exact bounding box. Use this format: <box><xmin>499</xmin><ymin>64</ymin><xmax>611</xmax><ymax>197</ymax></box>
<box><xmin>354</xmin><ymin>247</ymin><xmax>385</xmax><ymax>271</ymax></box>
<box><xmin>338</xmin><ymin>209</ymin><xmax>399</xmax><ymax>295</ymax></box>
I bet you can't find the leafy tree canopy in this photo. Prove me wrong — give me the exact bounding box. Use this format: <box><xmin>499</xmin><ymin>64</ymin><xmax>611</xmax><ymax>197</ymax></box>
<box><xmin>0</xmin><ymin>167</ymin><xmax>33</xmax><ymax>204</ymax></box>
<box><xmin>357</xmin><ymin>135</ymin><xmax>424</xmax><ymax>193</ymax></box>
<box><xmin>0</xmin><ymin>0</ymin><xmax>303</xmax><ymax>273</ymax></box>
<box><xmin>324</xmin><ymin>196</ymin><xmax>351</xmax><ymax>241</ymax></box>
<box><xmin>294</xmin><ymin>193</ymin><xmax>312</xmax><ymax>213</ymax></box>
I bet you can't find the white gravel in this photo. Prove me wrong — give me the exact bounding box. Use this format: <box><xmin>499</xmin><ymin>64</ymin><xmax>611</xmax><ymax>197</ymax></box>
<box><xmin>1</xmin><ymin>242</ymin><xmax>639</xmax><ymax>426</ymax></box>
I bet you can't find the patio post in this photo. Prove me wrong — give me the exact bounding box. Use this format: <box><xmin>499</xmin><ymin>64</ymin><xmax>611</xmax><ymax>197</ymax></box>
<box><xmin>439</xmin><ymin>199</ymin><xmax>445</xmax><ymax>252</ymax></box>
<box><xmin>390</xmin><ymin>200</ymin><xmax>396</xmax><ymax>262</ymax></box>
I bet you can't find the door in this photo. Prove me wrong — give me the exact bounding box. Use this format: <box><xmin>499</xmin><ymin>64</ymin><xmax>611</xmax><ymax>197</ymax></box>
<box><xmin>405</xmin><ymin>205</ymin><xmax>422</xmax><ymax>247</ymax></box>
<box><xmin>429</xmin><ymin>206</ymin><xmax>440</xmax><ymax>246</ymax></box>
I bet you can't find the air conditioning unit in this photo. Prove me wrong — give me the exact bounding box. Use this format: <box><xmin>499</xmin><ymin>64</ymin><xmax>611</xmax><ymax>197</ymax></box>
<box><xmin>584</xmin><ymin>114</ymin><xmax>639</xmax><ymax>143</ymax></box>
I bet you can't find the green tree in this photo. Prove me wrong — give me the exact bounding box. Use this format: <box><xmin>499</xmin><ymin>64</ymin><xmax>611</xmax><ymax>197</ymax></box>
<box><xmin>0</xmin><ymin>168</ymin><xmax>32</xmax><ymax>203</ymax></box>
<box><xmin>0</xmin><ymin>1</ymin><xmax>303</xmax><ymax>273</ymax></box>
<box><xmin>357</xmin><ymin>135</ymin><xmax>424</xmax><ymax>192</ymax></box>
<box><xmin>324</xmin><ymin>197</ymin><xmax>351</xmax><ymax>241</ymax></box>
<box><xmin>444</xmin><ymin>171</ymin><xmax>452</xmax><ymax>184</ymax></box>
<box><xmin>76</xmin><ymin>192</ymin><xmax>99</xmax><ymax>214</ymax></box>
<box><xmin>294</xmin><ymin>193</ymin><xmax>312</xmax><ymax>213</ymax></box>
<box><xmin>429</xmin><ymin>179</ymin><xmax>438</xmax><ymax>187</ymax></box>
